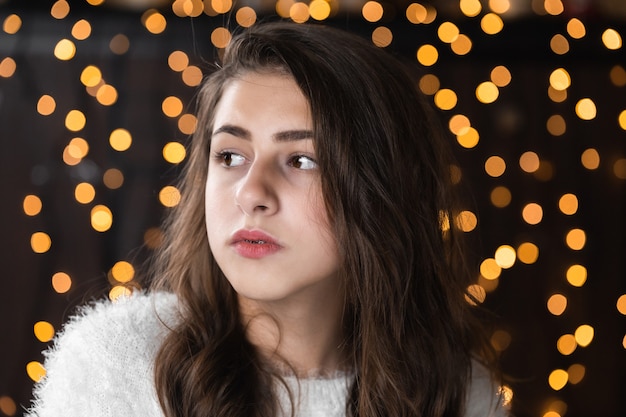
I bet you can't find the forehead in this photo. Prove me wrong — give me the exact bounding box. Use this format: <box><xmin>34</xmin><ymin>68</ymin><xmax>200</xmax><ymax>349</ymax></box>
<box><xmin>212</xmin><ymin>72</ymin><xmax>312</xmax><ymax>133</ymax></box>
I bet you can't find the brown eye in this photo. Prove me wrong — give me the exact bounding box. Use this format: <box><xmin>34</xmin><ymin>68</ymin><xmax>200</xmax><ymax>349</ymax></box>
<box><xmin>217</xmin><ymin>152</ymin><xmax>245</xmax><ymax>167</ymax></box>
<box><xmin>288</xmin><ymin>155</ymin><xmax>317</xmax><ymax>170</ymax></box>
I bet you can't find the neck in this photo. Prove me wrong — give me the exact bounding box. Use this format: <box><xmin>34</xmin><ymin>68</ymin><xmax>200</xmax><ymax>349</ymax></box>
<box><xmin>239</xmin><ymin>285</ymin><xmax>347</xmax><ymax>377</ymax></box>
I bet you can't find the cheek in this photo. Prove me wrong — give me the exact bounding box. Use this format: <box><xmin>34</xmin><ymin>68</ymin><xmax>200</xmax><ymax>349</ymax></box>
<box><xmin>204</xmin><ymin>177</ymin><xmax>229</xmax><ymax>243</ymax></box>
<box><xmin>303</xmin><ymin>186</ymin><xmax>336</xmax><ymax>247</ymax></box>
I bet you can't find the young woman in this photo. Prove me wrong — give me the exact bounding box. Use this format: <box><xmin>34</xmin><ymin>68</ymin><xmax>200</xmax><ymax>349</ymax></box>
<box><xmin>28</xmin><ymin>22</ymin><xmax>508</xmax><ymax>417</ymax></box>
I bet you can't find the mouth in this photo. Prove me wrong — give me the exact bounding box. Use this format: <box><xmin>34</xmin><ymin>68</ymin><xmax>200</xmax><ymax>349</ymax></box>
<box><xmin>231</xmin><ymin>229</ymin><xmax>279</xmax><ymax>245</ymax></box>
<box><xmin>231</xmin><ymin>229</ymin><xmax>282</xmax><ymax>259</ymax></box>
<box><xmin>244</xmin><ymin>239</ymin><xmax>268</xmax><ymax>244</ymax></box>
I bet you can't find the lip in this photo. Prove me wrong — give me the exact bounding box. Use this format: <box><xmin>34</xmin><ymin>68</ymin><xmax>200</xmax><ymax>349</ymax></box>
<box><xmin>230</xmin><ymin>229</ymin><xmax>283</xmax><ymax>259</ymax></box>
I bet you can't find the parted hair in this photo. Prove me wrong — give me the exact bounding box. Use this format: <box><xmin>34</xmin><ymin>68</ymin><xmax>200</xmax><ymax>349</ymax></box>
<box><xmin>151</xmin><ymin>21</ymin><xmax>495</xmax><ymax>417</ymax></box>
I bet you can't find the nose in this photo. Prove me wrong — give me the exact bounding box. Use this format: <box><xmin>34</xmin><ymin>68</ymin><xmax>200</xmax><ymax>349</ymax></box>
<box><xmin>235</xmin><ymin>160</ymin><xmax>279</xmax><ymax>216</ymax></box>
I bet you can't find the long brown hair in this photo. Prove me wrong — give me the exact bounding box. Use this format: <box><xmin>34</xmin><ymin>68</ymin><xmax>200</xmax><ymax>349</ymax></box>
<box><xmin>151</xmin><ymin>22</ymin><xmax>495</xmax><ymax>417</ymax></box>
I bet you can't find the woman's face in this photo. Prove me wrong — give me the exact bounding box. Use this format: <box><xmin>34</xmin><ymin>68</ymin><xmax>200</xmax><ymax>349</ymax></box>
<box><xmin>205</xmin><ymin>72</ymin><xmax>340</xmax><ymax>307</ymax></box>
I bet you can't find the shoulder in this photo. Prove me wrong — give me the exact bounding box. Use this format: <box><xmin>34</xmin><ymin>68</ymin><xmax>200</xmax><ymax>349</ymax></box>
<box><xmin>46</xmin><ymin>291</ymin><xmax>180</xmax><ymax>362</ymax></box>
<box><xmin>27</xmin><ymin>291</ymin><xmax>180</xmax><ymax>417</ymax></box>
<box><xmin>465</xmin><ymin>361</ymin><xmax>510</xmax><ymax>417</ymax></box>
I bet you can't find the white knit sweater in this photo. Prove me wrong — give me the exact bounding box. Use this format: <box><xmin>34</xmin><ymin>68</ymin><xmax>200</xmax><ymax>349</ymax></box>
<box><xmin>27</xmin><ymin>292</ymin><xmax>508</xmax><ymax>417</ymax></box>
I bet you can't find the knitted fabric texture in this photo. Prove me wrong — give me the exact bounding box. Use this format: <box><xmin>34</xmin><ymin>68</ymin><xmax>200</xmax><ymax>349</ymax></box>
<box><xmin>26</xmin><ymin>292</ymin><xmax>507</xmax><ymax>417</ymax></box>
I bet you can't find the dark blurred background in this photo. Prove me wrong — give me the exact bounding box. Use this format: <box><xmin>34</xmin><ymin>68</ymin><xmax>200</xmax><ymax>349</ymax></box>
<box><xmin>1</xmin><ymin>0</ymin><xmax>625</xmax><ymax>416</ymax></box>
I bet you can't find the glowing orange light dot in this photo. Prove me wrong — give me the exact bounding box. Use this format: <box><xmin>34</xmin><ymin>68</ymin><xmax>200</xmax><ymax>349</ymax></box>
<box><xmin>372</xmin><ymin>26</ymin><xmax>393</xmax><ymax>48</ymax></box>
<box><xmin>567</xmin><ymin>18</ymin><xmax>586</xmax><ymax>39</ymax></box>
<box><xmin>34</xmin><ymin>321</ymin><xmax>55</xmax><ymax>343</ymax></box>
<box><xmin>91</xmin><ymin>205</ymin><xmax>113</xmax><ymax>232</ymax></box>
<box><xmin>65</xmin><ymin>110</ymin><xmax>86</xmax><ymax>132</ymax></box>
<box><xmin>581</xmin><ymin>148</ymin><xmax>600</xmax><ymax>170</ymax></box>
<box><xmin>71</xmin><ymin>19</ymin><xmax>92</xmax><ymax>40</ymax></box>
<box><xmin>26</xmin><ymin>362</ymin><xmax>46</xmax><ymax>383</ymax></box>
<box><xmin>416</xmin><ymin>44</ymin><xmax>439</xmax><ymax>66</ymax></box>
<box><xmin>31</xmin><ymin>232</ymin><xmax>52</xmax><ymax>254</ymax></box>
<box><xmin>575</xmin><ymin>324</ymin><xmax>594</xmax><ymax>347</ymax></box>
<box><xmin>517</xmin><ymin>242</ymin><xmax>539</xmax><ymax>264</ymax></box>
<box><xmin>236</xmin><ymin>6</ymin><xmax>257</xmax><ymax>27</ymax></box>
<box><xmin>182</xmin><ymin>66</ymin><xmax>203</xmax><ymax>87</ymax></box>
<box><xmin>558</xmin><ymin>193</ymin><xmax>578</xmax><ymax>215</ymax></box>
<box><xmin>494</xmin><ymin>245</ymin><xmax>516</xmax><ymax>268</ymax></box>
<box><xmin>522</xmin><ymin>203</ymin><xmax>543</xmax><ymax>225</ymax></box>
<box><xmin>0</xmin><ymin>57</ymin><xmax>17</xmax><ymax>78</ymax></box>
<box><xmin>54</xmin><ymin>39</ymin><xmax>76</xmax><ymax>61</ymax></box>
<box><xmin>178</xmin><ymin>114</ymin><xmax>198</xmax><ymax>135</ymax></box>
<box><xmin>602</xmin><ymin>28</ymin><xmax>622</xmax><ymax>50</ymax></box>
<box><xmin>565</xmin><ymin>228</ymin><xmax>586</xmax><ymax>250</ymax></box>
<box><xmin>143</xmin><ymin>10</ymin><xmax>167</xmax><ymax>34</ymax></box>
<box><xmin>52</xmin><ymin>272</ymin><xmax>72</xmax><ymax>293</ymax></box>
<box><xmin>290</xmin><ymin>2</ymin><xmax>310</xmax><ymax>23</ymax></box>
<box><xmin>23</xmin><ymin>195</ymin><xmax>43</xmax><ymax>216</ymax></box>
<box><xmin>3</xmin><ymin>14</ymin><xmax>22</xmax><ymax>34</ymax></box>
<box><xmin>548</xmin><ymin>369</ymin><xmax>568</xmax><ymax>391</ymax></box>
<box><xmin>481</xmin><ymin>13</ymin><xmax>503</xmax><ymax>35</ymax></box>
<box><xmin>163</xmin><ymin>142</ymin><xmax>187</xmax><ymax>164</ymax></box>
<box><xmin>109</xmin><ymin>128</ymin><xmax>132</xmax><ymax>151</ymax></box>
<box><xmin>575</xmin><ymin>98</ymin><xmax>597</xmax><ymax>120</ymax></box>
<box><xmin>566</xmin><ymin>264</ymin><xmax>587</xmax><ymax>287</ymax></box>
<box><xmin>111</xmin><ymin>261</ymin><xmax>135</xmax><ymax>283</ymax></box>
<box><xmin>490</xmin><ymin>186</ymin><xmax>512</xmax><ymax>208</ymax></box>
<box><xmin>362</xmin><ymin>1</ymin><xmax>383</xmax><ymax>22</ymax></box>
<box><xmin>51</xmin><ymin>0</ymin><xmax>70</xmax><ymax>19</ymax></box>
<box><xmin>547</xmin><ymin>294</ymin><xmax>567</xmax><ymax>316</ymax></box>
<box><xmin>310</xmin><ymin>0</ymin><xmax>331</xmax><ymax>21</ymax></box>
<box><xmin>480</xmin><ymin>258</ymin><xmax>501</xmax><ymax>280</ymax></box>
<box><xmin>159</xmin><ymin>186</ymin><xmax>182</xmax><ymax>207</ymax></box>
<box><xmin>211</xmin><ymin>27</ymin><xmax>232</xmax><ymax>48</ymax></box>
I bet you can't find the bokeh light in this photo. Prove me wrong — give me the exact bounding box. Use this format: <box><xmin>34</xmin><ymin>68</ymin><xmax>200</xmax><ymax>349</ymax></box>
<box><xmin>372</xmin><ymin>26</ymin><xmax>393</xmax><ymax>48</ymax></box>
<box><xmin>51</xmin><ymin>272</ymin><xmax>72</xmax><ymax>294</ymax></box>
<box><xmin>71</xmin><ymin>19</ymin><xmax>92</xmax><ymax>40</ymax></box>
<box><xmin>575</xmin><ymin>98</ymin><xmax>597</xmax><ymax>120</ymax></box>
<box><xmin>103</xmin><ymin>168</ymin><xmax>124</xmax><ymax>189</ymax></box>
<box><xmin>159</xmin><ymin>186</ymin><xmax>182</xmax><ymax>207</ymax></box>
<box><xmin>30</xmin><ymin>232</ymin><xmax>51</xmax><ymax>254</ymax></box>
<box><xmin>50</xmin><ymin>1</ymin><xmax>70</xmax><ymax>20</ymax></box>
<box><xmin>417</xmin><ymin>44</ymin><xmax>438</xmax><ymax>66</ymax></box>
<box><xmin>33</xmin><ymin>321</ymin><xmax>54</xmax><ymax>343</ymax></box>
<box><xmin>109</xmin><ymin>128</ymin><xmax>132</xmax><ymax>151</ymax></box>
<box><xmin>0</xmin><ymin>57</ymin><xmax>16</xmax><ymax>78</ymax></box>
<box><xmin>80</xmin><ymin>65</ymin><xmax>102</xmax><ymax>87</ymax></box>
<box><xmin>522</xmin><ymin>203</ymin><xmax>543</xmax><ymax>225</ymax></box>
<box><xmin>481</xmin><ymin>13</ymin><xmax>504</xmax><ymax>35</ymax></box>
<box><xmin>65</xmin><ymin>110</ymin><xmax>86</xmax><ymax>132</ymax></box>
<box><xmin>111</xmin><ymin>261</ymin><xmax>135</xmax><ymax>283</ymax></box>
<box><xmin>26</xmin><ymin>361</ymin><xmax>46</xmax><ymax>383</ymax></box>
<box><xmin>3</xmin><ymin>14</ymin><xmax>22</xmax><ymax>34</ymax></box>
<box><xmin>142</xmin><ymin>10</ymin><xmax>167</xmax><ymax>34</ymax></box>
<box><xmin>90</xmin><ymin>205</ymin><xmax>113</xmax><ymax>232</ymax></box>
<box><xmin>602</xmin><ymin>29</ymin><xmax>622</xmax><ymax>50</ymax></box>
<box><xmin>547</xmin><ymin>294</ymin><xmax>567</xmax><ymax>316</ymax></box>
<box><xmin>567</xmin><ymin>18</ymin><xmax>586</xmax><ymax>39</ymax></box>
<box><xmin>362</xmin><ymin>1</ymin><xmax>383</xmax><ymax>22</ymax></box>
<box><xmin>23</xmin><ymin>195</ymin><xmax>42</xmax><ymax>216</ymax></box>
<box><xmin>566</xmin><ymin>264</ymin><xmax>587</xmax><ymax>287</ymax></box>
<box><xmin>517</xmin><ymin>242</ymin><xmax>539</xmax><ymax>264</ymax></box>
<box><xmin>163</xmin><ymin>142</ymin><xmax>187</xmax><ymax>164</ymax></box>
<box><xmin>54</xmin><ymin>39</ymin><xmax>76</xmax><ymax>61</ymax></box>
<box><xmin>211</xmin><ymin>27</ymin><xmax>231</xmax><ymax>48</ymax></box>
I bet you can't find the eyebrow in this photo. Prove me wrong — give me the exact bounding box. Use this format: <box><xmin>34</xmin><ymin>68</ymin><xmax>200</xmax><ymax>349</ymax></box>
<box><xmin>212</xmin><ymin>124</ymin><xmax>314</xmax><ymax>142</ymax></box>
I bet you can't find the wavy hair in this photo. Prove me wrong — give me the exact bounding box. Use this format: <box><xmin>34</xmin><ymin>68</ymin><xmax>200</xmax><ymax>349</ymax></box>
<box><xmin>151</xmin><ymin>21</ymin><xmax>495</xmax><ymax>417</ymax></box>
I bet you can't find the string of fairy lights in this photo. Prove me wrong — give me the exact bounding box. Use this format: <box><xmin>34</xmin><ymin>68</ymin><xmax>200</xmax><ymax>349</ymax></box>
<box><xmin>1</xmin><ymin>0</ymin><xmax>625</xmax><ymax>416</ymax></box>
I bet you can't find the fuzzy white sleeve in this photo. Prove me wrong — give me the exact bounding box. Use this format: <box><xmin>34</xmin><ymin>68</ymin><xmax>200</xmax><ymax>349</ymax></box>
<box><xmin>26</xmin><ymin>292</ymin><xmax>179</xmax><ymax>417</ymax></box>
<box><xmin>464</xmin><ymin>362</ymin><xmax>510</xmax><ymax>417</ymax></box>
